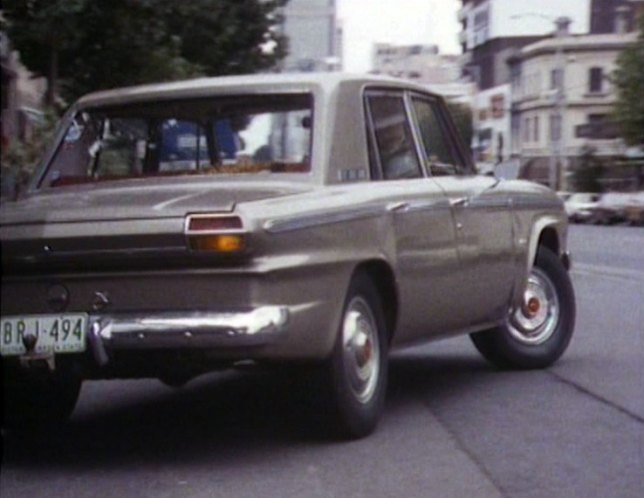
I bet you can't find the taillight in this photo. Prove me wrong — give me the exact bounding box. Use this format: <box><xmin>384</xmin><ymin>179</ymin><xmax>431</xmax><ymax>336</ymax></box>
<box><xmin>185</xmin><ymin>214</ymin><xmax>247</xmax><ymax>254</ymax></box>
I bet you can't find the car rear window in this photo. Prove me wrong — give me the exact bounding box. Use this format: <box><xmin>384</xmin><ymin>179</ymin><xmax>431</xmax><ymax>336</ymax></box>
<box><xmin>39</xmin><ymin>93</ymin><xmax>313</xmax><ymax>188</ymax></box>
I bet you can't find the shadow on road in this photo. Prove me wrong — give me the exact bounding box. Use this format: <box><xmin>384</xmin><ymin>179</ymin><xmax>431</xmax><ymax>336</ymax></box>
<box><xmin>2</xmin><ymin>350</ymin><xmax>493</xmax><ymax>469</ymax></box>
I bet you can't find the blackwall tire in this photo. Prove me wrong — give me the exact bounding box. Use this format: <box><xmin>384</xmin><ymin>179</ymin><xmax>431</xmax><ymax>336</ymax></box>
<box><xmin>321</xmin><ymin>272</ymin><xmax>389</xmax><ymax>439</ymax></box>
<box><xmin>470</xmin><ymin>247</ymin><xmax>576</xmax><ymax>369</ymax></box>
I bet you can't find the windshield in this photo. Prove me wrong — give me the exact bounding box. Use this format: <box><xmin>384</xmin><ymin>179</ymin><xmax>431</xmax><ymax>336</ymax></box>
<box><xmin>38</xmin><ymin>93</ymin><xmax>313</xmax><ymax>189</ymax></box>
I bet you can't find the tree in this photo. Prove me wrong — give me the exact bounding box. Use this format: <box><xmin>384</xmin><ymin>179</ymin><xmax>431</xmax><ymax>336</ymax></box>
<box><xmin>612</xmin><ymin>14</ymin><xmax>644</xmax><ymax>146</ymax></box>
<box><xmin>2</xmin><ymin>0</ymin><xmax>88</xmax><ymax>105</ymax></box>
<box><xmin>1</xmin><ymin>111</ymin><xmax>58</xmax><ymax>199</ymax></box>
<box><xmin>3</xmin><ymin>0</ymin><xmax>289</xmax><ymax>104</ymax></box>
<box><xmin>568</xmin><ymin>145</ymin><xmax>604</xmax><ymax>193</ymax></box>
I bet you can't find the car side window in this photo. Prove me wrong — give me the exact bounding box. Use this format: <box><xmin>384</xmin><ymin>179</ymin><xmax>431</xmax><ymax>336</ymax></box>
<box><xmin>365</xmin><ymin>94</ymin><xmax>422</xmax><ymax>180</ymax></box>
<box><xmin>411</xmin><ymin>96</ymin><xmax>467</xmax><ymax>176</ymax></box>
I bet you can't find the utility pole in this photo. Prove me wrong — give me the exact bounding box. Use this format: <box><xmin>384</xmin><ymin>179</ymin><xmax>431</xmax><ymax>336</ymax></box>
<box><xmin>550</xmin><ymin>17</ymin><xmax>571</xmax><ymax>191</ymax></box>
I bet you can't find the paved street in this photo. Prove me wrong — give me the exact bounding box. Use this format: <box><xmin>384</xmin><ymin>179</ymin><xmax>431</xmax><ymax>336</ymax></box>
<box><xmin>1</xmin><ymin>225</ymin><xmax>643</xmax><ymax>498</ymax></box>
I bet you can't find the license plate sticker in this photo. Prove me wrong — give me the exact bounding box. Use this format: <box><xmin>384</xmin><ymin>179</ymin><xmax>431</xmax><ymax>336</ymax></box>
<box><xmin>0</xmin><ymin>314</ymin><xmax>88</xmax><ymax>356</ymax></box>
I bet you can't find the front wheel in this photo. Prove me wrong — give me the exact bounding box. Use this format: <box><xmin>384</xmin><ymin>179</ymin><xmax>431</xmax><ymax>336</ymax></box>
<box><xmin>470</xmin><ymin>247</ymin><xmax>576</xmax><ymax>369</ymax></box>
<box><xmin>320</xmin><ymin>272</ymin><xmax>389</xmax><ymax>439</ymax></box>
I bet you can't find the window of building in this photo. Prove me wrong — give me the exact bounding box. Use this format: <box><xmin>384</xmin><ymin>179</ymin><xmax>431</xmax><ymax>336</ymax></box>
<box><xmin>589</xmin><ymin>67</ymin><xmax>604</xmax><ymax>93</ymax></box>
<box><xmin>523</xmin><ymin>117</ymin><xmax>531</xmax><ymax>143</ymax></box>
<box><xmin>550</xmin><ymin>68</ymin><xmax>563</xmax><ymax>90</ymax></box>
<box><xmin>549</xmin><ymin>114</ymin><xmax>562</xmax><ymax>141</ymax></box>
<box><xmin>533</xmin><ymin>116</ymin><xmax>539</xmax><ymax>143</ymax></box>
<box><xmin>588</xmin><ymin>114</ymin><xmax>608</xmax><ymax>125</ymax></box>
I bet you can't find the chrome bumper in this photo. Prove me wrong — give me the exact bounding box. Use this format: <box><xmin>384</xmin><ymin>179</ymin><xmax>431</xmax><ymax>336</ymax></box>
<box><xmin>88</xmin><ymin>307</ymin><xmax>289</xmax><ymax>366</ymax></box>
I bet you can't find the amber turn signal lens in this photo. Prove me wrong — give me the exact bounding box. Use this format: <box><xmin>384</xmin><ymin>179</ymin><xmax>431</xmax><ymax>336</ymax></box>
<box><xmin>189</xmin><ymin>234</ymin><xmax>246</xmax><ymax>253</ymax></box>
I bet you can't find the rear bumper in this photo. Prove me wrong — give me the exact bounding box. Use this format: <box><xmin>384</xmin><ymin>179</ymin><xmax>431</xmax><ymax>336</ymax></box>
<box><xmin>88</xmin><ymin>307</ymin><xmax>289</xmax><ymax>366</ymax></box>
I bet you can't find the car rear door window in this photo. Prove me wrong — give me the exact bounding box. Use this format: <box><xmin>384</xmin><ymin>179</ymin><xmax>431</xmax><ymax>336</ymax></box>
<box><xmin>410</xmin><ymin>96</ymin><xmax>467</xmax><ymax>176</ymax></box>
<box><xmin>365</xmin><ymin>94</ymin><xmax>422</xmax><ymax>180</ymax></box>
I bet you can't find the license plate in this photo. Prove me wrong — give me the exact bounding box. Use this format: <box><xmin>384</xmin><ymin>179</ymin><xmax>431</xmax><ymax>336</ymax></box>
<box><xmin>0</xmin><ymin>314</ymin><xmax>88</xmax><ymax>356</ymax></box>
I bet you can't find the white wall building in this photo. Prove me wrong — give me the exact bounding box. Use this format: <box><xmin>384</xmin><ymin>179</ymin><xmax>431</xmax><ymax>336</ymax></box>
<box><xmin>458</xmin><ymin>0</ymin><xmax>590</xmax><ymax>52</ymax></box>
<box><xmin>509</xmin><ymin>31</ymin><xmax>637</xmax><ymax>188</ymax></box>
<box><xmin>371</xmin><ymin>44</ymin><xmax>461</xmax><ymax>85</ymax></box>
<box><xmin>473</xmin><ymin>84</ymin><xmax>512</xmax><ymax>166</ymax></box>
<box><xmin>280</xmin><ymin>0</ymin><xmax>342</xmax><ymax>72</ymax></box>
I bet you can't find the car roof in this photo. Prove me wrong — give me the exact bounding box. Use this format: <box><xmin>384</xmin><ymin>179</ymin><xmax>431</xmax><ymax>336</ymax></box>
<box><xmin>75</xmin><ymin>72</ymin><xmax>441</xmax><ymax>108</ymax></box>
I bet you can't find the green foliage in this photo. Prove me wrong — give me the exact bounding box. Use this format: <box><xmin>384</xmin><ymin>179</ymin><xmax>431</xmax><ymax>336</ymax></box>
<box><xmin>612</xmin><ymin>14</ymin><xmax>644</xmax><ymax>146</ymax></box>
<box><xmin>1</xmin><ymin>110</ymin><xmax>59</xmax><ymax>199</ymax></box>
<box><xmin>568</xmin><ymin>145</ymin><xmax>604</xmax><ymax>193</ymax></box>
<box><xmin>3</xmin><ymin>0</ymin><xmax>289</xmax><ymax>103</ymax></box>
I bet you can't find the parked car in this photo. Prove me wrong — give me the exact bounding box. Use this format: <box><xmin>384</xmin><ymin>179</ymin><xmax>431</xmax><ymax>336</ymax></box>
<box><xmin>589</xmin><ymin>192</ymin><xmax>631</xmax><ymax>224</ymax></box>
<box><xmin>564</xmin><ymin>192</ymin><xmax>601</xmax><ymax>223</ymax></box>
<box><xmin>0</xmin><ymin>74</ymin><xmax>576</xmax><ymax>438</ymax></box>
<box><xmin>624</xmin><ymin>191</ymin><xmax>644</xmax><ymax>226</ymax></box>
<box><xmin>556</xmin><ymin>191</ymin><xmax>572</xmax><ymax>202</ymax></box>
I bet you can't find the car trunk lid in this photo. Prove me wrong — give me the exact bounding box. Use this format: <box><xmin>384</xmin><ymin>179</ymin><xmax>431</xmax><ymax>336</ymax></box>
<box><xmin>1</xmin><ymin>179</ymin><xmax>310</xmax><ymax>273</ymax></box>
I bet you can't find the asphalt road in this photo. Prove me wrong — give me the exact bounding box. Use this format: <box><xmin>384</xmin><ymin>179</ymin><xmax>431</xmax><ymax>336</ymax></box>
<box><xmin>1</xmin><ymin>225</ymin><xmax>643</xmax><ymax>498</ymax></box>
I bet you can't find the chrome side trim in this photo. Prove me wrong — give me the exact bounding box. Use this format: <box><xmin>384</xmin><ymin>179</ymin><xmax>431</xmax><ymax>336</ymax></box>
<box><xmin>512</xmin><ymin>196</ymin><xmax>561</xmax><ymax>210</ymax></box>
<box><xmin>468</xmin><ymin>197</ymin><xmax>509</xmax><ymax>209</ymax></box>
<box><xmin>264</xmin><ymin>205</ymin><xmax>385</xmax><ymax>233</ymax></box>
<box><xmin>386</xmin><ymin>201</ymin><xmax>410</xmax><ymax>213</ymax></box>
<box><xmin>16</xmin><ymin>246</ymin><xmax>187</xmax><ymax>263</ymax></box>
<box><xmin>90</xmin><ymin>307</ymin><xmax>289</xmax><ymax>354</ymax></box>
<box><xmin>406</xmin><ymin>199</ymin><xmax>451</xmax><ymax>213</ymax></box>
<box><xmin>449</xmin><ymin>196</ymin><xmax>470</xmax><ymax>208</ymax></box>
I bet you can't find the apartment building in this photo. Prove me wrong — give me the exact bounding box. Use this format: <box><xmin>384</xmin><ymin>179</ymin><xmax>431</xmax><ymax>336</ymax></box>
<box><xmin>509</xmin><ymin>28</ymin><xmax>637</xmax><ymax>187</ymax></box>
<box><xmin>279</xmin><ymin>0</ymin><xmax>342</xmax><ymax>72</ymax></box>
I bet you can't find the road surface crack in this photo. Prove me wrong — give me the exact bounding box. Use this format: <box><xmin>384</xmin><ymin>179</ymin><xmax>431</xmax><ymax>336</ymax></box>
<box><xmin>548</xmin><ymin>371</ymin><xmax>644</xmax><ymax>424</ymax></box>
<box><xmin>423</xmin><ymin>401</ymin><xmax>510</xmax><ymax>498</ymax></box>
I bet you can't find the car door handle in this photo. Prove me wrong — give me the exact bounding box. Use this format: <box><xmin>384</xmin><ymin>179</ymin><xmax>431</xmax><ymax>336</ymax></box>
<box><xmin>387</xmin><ymin>201</ymin><xmax>410</xmax><ymax>213</ymax></box>
<box><xmin>449</xmin><ymin>197</ymin><xmax>470</xmax><ymax>207</ymax></box>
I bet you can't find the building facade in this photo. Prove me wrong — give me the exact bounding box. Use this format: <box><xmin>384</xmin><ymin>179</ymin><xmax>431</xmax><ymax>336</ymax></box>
<box><xmin>279</xmin><ymin>0</ymin><xmax>342</xmax><ymax>72</ymax></box>
<box><xmin>456</xmin><ymin>0</ymin><xmax>591</xmax><ymax>169</ymax></box>
<box><xmin>458</xmin><ymin>0</ymin><xmax>590</xmax><ymax>53</ymax></box>
<box><xmin>590</xmin><ymin>0</ymin><xmax>644</xmax><ymax>34</ymax></box>
<box><xmin>509</xmin><ymin>31</ymin><xmax>637</xmax><ymax>188</ymax></box>
<box><xmin>371</xmin><ymin>44</ymin><xmax>461</xmax><ymax>85</ymax></box>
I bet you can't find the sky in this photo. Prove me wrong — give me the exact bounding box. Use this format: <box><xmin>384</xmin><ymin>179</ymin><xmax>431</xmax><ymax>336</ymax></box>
<box><xmin>337</xmin><ymin>0</ymin><xmax>590</xmax><ymax>73</ymax></box>
<box><xmin>337</xmin><ymin>0</ymin><xmax>461</xmax><ymax>72</ymax></box>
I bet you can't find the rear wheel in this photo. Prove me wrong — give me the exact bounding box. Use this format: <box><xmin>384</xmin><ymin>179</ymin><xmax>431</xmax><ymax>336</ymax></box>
<box><xmin>470</xmin><ymin>247</ymin><xmax>575</xmax><ymax>369</ymax></box>
<box><xmin>320</xmin><ymin>272</ymin><xmax>389</xmax><ymax>439</ymax></box>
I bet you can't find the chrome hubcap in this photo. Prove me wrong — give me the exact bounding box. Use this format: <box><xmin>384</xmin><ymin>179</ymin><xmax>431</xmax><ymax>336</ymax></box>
<box><xmin>342</xmin><ymin>296</ymin><xmax>380</xmax><ymax>404</ymax></box>
<box><xmin>508</xmin><ymin>267</ymin><xmax>560</xmax><ymax>345</ymax></box>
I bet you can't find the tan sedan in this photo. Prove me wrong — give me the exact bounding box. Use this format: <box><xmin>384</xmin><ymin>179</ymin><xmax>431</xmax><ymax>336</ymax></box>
<box><xmin>0</xmin><ymin>74</ymin><xmax>575</xmax><ymax>438</ymax></box>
